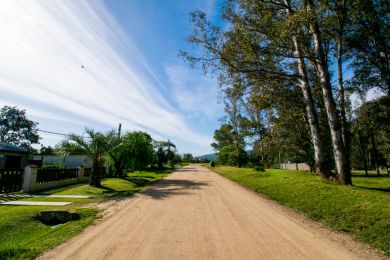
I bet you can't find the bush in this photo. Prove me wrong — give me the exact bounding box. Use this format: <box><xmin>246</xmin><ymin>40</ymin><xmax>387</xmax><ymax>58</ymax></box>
<box><xmin>209</xmin><ymin>161</ymin><xmax>215</xmax><ymax>167</ymax></box>
<box><xmin>253</xmin><ymin>165</ymin><xmax>265</xmax><ymax>172</ymax></box>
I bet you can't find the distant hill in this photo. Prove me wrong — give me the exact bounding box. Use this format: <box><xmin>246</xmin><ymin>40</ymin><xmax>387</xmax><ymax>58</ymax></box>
<box><xmin>196</xmin><ymin>150</ymin><xmax>252</xmax><ymax>162</ymax></box>
<box><xmin>196</xmin><ymin>153</ymin><xmax>217</xmax><ymax>161</ymax></box>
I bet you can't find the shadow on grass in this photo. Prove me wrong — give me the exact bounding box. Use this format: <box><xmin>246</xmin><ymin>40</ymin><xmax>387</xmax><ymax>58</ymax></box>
<box><xmin>124</xmin><ymin>177</ymin><xmax>153</xmax><ymax>187</ymax></box>
<box><xmin>352</xmin><ymin>174</ymin><xmax>390</xmax><ymax>178</ymax></box>
<box><xmin>139</xmin><ymin>179</ymin><xmax>209</xmax><ymax>200</ymax></box>
<box><xmin>99</xmin><ymin>184</ymin><xmax>135</xmax><ymax>197</ymax></box>
<box><xmin>0</xmin><ymin>243</ymin><xmax>29</xmax><ymax>260</ymax></box>
<box><xmin>0</xmin><ymin>193</ymin><xmax>34</xmax><ymax>202</ymax></box>
<box><xmin>354</xmin><ymin>186</ymin><xmax>390</xmax><ymax>193</ymax></box>
<box><xmin>34</xmin><ymin>183</ymin><xmax>87</xmax><ymax>195</ymax></box>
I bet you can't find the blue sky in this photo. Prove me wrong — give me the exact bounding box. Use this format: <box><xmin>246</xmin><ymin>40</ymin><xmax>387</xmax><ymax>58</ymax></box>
<box><xmin>0</xmin><ymin>0</ymin><xmax>225</xmax><ymax>155</ymax></box>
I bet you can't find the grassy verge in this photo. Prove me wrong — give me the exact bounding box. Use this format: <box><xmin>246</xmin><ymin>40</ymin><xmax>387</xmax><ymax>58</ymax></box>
<box><xmin>38</xmin><ymin>169</ymin><xmax>171</xmax><ymax>197</ymax></box>
<box><xmin>0</xmin><ymin>206</ymin><xmax>97</xmax><ymax>260</ymax></box>
<box><xmin>0</xmin><ymin>168</ymin><xmax>172</xmax><ymax>259</ymax></box>
<box><xmin>209</xmin><ymin>166</ymin><xmax>390</xmax><ymax>254</ymax></box>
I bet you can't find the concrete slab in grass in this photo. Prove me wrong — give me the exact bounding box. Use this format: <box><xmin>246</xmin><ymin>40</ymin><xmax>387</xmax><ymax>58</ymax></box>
<box><xmin>0</xmin><ymin>201</ymin><xmax>72</xmax><ymax>206</ymax></box>
<box><xmin>47</xmin><ymin>195</ymin><xmax>93</xmax><ymax>199</ymax></box>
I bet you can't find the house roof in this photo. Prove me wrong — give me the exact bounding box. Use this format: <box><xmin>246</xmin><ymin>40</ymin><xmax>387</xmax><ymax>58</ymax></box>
<box><xmin>0</xmin><ymin>142</ymin><xmax>29</xmax><ymax>154</ymax></box>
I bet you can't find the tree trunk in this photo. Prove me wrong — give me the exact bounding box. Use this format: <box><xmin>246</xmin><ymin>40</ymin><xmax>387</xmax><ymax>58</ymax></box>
<box><xmin>306</xmin><ymin>0</ymin><xmax>351</xmax><ymax>184</ymax></box>
<box><xmin>114</xmin><ymin>159</ymin><xmax>122</xmax><ymax>178</ymax></box>
<box><xmin>337</xmin><ymin>41</ymin><xmax>348</xmax><ymax>149</ymax></box>
<box><xmin>357</xmin><ymin>121</ymin><xmax>368</xmax><ymax>176</ymax></box>
<box><xmin>90</xmin><ymin>159</ymin><xmax>101</xmax><ymax>187</ymax></box>
<box><xmin>284</xmin><ymin>0</ymin><xmax>331</xmax><ymax>178</ymax></box>
<box><xmin>370</xmin><ymin>132</ymin><xmax>380</xmax><ymax>176</ymax></box>
<box><xmin>337</xmin><ymin>35</ymin><xmax>352</xmax><ymax>179</ymax></box>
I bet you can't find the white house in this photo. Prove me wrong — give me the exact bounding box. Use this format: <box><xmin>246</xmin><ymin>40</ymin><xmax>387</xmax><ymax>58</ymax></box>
<box><xmin>31</xmin><ymin>154</ymin><xmax>93</xmax><ymax>168</ymax></box>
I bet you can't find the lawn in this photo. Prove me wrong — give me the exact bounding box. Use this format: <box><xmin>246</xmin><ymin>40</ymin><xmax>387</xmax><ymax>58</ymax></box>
<box><xmin>0</xmin><ymin>168</ymin><xmax>172</xmax><ymax>259</ymax></box>
<box><xmin>0</xmin><ymin>207</ymin><xmax>97</xmax><ymax>260</ymax></box>
<box><xmin>37</xmin><ymin>169</ymin><xmax>170</xmax><ymax>197</ymax></box>
<box><xmin>209</xmin><ymin>166</ymin><xmax>390</xmax><ymax>255</ymax></box>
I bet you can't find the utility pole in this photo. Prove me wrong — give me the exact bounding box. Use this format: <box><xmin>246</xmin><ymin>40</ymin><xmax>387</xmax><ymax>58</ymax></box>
<box><xmin>118</xmin><ymin>123</ymin><xmax>122</xmax><ymax>139</ymax></box>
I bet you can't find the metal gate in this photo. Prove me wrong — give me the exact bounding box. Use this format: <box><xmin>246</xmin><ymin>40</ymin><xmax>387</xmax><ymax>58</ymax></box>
<box><xmin>0</xmin><ymin>169</ymin><xmax>24</xmax><ymax>193</ymax></box>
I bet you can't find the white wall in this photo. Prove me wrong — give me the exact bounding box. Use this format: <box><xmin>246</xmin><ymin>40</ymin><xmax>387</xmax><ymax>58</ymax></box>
<box><xmin>280</xmin><ymin>163</ymin><xmax>311</xmax><ymax>172</ymax></box>
<box><xmin>32</xmin><ymin>155</ymin><xmax>93</xmax><ymax>168</ymax></box>
<box><xmin>23</xmin><ymin>166</ymin><xmax>90</xmax><ymax>193</ymax></box>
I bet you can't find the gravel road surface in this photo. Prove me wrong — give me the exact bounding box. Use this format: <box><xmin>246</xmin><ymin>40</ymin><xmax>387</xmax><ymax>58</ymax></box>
<box><xmin>39</xmin><ymin>165</ymin><xmax>382</xmax><ymax>260</ymax></box>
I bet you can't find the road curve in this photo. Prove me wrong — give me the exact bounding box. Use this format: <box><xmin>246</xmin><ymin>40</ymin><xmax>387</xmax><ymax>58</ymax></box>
<box><xmin>39</xmin><ymin>165</ymin><xmax>381</xmax><ymax>260</ymax></box>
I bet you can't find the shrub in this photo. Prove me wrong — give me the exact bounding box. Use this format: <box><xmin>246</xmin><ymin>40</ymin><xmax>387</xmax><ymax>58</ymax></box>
<box><xmin>254</xmin><ymin>165</ymin><xmax>265</xmax><ymax>172</ymax></box>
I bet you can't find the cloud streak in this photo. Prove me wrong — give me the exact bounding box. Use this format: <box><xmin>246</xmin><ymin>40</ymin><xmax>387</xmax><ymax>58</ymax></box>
<box><xmin>0</xmin><ymin>0</ymin><xmax>213</xmax><ymax>151</ymax></box>
<box><xmin>166</xmin><ymin>65</ymin><xmax>223</xmax><ymax>121</ymax></box>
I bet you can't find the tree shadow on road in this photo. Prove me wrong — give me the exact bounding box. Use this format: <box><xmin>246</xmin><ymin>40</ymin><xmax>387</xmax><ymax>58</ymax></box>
<box><xmin>140</xmin><ymin>179</ymin><xmax>209</xmax><ymax>200</ymax></box>
<box><xmin>176</xmin><ymin>167</ymin><xmax>199</xmax><ymax>172</ymax></box>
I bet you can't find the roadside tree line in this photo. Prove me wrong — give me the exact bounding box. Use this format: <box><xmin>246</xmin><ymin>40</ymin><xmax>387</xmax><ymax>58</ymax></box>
<box><xmin>183</xmin><ymin>0</ymin><xmax>389</xmax><ymax>184</ymax></box>
<box><xmin>58</xmin><ymin>129</ymin><xmax>177</xmax><ymax>187</ymax></box>
<box><xmin>0</xmin><ymin>105</ymin><xmax>179</xmax><ymax>187</ymax></box>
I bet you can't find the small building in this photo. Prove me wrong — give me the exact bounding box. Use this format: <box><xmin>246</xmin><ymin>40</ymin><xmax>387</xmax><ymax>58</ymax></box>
<box><xmin>31</xmin><ymin>154</ymin><xmax>93</xmax><ymax>168</ymax></box>
<box><xmin>0</xmin><ymin>142</ymin><xmax>29</xmax><ymax>169</ymax></box>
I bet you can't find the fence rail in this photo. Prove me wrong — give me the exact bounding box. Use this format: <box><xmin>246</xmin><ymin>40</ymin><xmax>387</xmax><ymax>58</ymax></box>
<box><xmin>36</xmin><ymin>168</ymin><xmax>79</xmax><ymax>184</ymax></box>
<box><xmin>0</xmin><ymin>168</ymin><xmax>24</xmax><ymax>193</ymax></box>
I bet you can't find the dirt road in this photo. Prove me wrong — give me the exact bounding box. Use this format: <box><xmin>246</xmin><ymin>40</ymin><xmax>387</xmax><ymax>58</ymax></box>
<box><xmin>40</xmin><ymin>165</ymin><xmax>381</xmax><ymax>260</ymax></box>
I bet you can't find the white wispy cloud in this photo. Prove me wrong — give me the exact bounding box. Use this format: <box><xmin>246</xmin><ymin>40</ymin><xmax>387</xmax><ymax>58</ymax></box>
<box><xmin>0</xmin><ymin>0</ymin><xmax>213</xmax><ymax>152</ymax></box>
<box><xmin>166</xmin><ymin>65</ymin><xmax>223</xmax><ymax>121</ymax></box>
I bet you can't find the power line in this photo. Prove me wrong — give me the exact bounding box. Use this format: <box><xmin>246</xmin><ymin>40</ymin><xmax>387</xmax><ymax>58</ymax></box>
<box><xmin>37</xmin><ymin>129</ymin><xmax>91</xmax><ymax>139</ymax></box>
<box><xmin>37</xmin><ymin>129</ymin><xmax>70</xmax><ymax>137</ymax></box>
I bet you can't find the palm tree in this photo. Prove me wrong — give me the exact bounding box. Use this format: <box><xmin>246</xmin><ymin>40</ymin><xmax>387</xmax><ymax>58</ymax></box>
<box><xmin>153</xmin><ymin>140</ymin><xmax>176</xmax><ymax>169</ymax></box>
<box><xmin>59</xmin><ymin>128</ymin><xmax>111</xmax><ymax>187</ymax></box>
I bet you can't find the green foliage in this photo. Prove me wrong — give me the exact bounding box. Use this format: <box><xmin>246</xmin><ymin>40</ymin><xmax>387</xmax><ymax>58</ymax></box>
<box><xmin>210</xmin><ymin>166</ymin><xmax>390</xmax><ymax>254</ymax></box>
<box><xmin>184</xmin><ymin>0</ymin><xmax>389</xmax><ymax>184</ymax></box>
<box><xmin>39</xmin><ymin>145</ymin><xmax>55</xmax><ymax>155</ymax></box>
<box><xmin>105</xmin><ymin>131</ymin><xmax>125</xmax><ymax>177</ymax></box>
<box><xmin>211</xmin><ymin>124</ymin><xmax>234</xmax><ymax>151</ymax></box>
<box><xmin>216</xmin><ymin>145</ymin><xmax>247</xmax><ymax>166</ymax></box>
<box><xmin>347</xmin><ymin>0</ymin><xmax>390</xmax><ymax>95</ymax></box>
<box><xmin>0</xmin><ymin>105</ymin><xmax>40</xmax><ymax>150</ymax></box>
<box><xmin>253</xmin><ymin>164</ymin><xmax>265</xmax><ymax>172</ymax></box>
<box><xmin>58</xmin><ymin>128</ymin><xmax>113</xmax><ymax>187</ymax></box>
<box><xmin>121</xmin><ymin>131</ymin><xmax>154</xmax><ymax>171</ymax></box>
<box><xmin>350</xmin><ymin>96</ymin><xmax>390</xmax><ymax>171</ymax></box>
<box><xmin>181</xmin><ymin>153</ymin><xmax>194</xmax><ymax>163</ymax></box>
<box><xmin>153</xmin><ymin>140</ymin><xmax>176</xmax><ymax>169</ymax></box>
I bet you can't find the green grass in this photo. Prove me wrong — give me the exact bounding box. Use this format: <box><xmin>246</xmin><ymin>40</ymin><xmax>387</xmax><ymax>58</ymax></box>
<box><xmin>209</xmin><ymin>166</ymin><xmax>390</xmax><ymax>254</ymax></box>
<box><xmin>38</xmin><ymin>169</ymin><xmax>171</xmax><ymax>197</ymax></box>
<box><xmin>0</xmin><ymin>206</ymin><xmax>97</xmax><ymax>260</ymax></box>
<box><xmin>0</xmin><ymin>168</ymin><xmax>173</xmax><ymax>259</ymax></box>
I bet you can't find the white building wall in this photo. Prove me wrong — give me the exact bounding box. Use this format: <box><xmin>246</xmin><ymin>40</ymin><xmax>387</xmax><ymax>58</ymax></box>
<box><xmin>32</xmin><ymin>155</ymin><xmax>92</xmax><ymax>168</ymax></box>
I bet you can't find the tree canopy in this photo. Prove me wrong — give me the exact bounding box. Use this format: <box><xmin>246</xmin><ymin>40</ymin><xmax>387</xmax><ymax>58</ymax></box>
<box><xmin>183</xmin><ymin>0</ymin><xmax>389</xmax><ymax>184</ymax></box>
<box><xmin>0</xmin><ymin>105</ymin><xmax>39</xmax><ymax>150</ymax></box>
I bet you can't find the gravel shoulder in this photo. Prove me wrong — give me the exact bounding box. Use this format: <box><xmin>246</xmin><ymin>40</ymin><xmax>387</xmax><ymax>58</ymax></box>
<box><xmin>39</xmin><ymin>165</ymin><xmax>384</xmax><ymax>260</ymax></box>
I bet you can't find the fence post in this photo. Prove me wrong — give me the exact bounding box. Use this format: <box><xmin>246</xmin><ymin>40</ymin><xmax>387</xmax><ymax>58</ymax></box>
<box><xmin>78</xmin><ymin>166</ymin><xmax>85</xmax><ymax>180</ymax></box>
<box><xmin>23</xmin><ymin>165</ymin><xmax>38</xmax><ymax>193</ymax></box>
